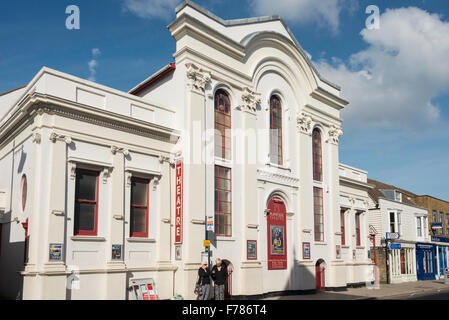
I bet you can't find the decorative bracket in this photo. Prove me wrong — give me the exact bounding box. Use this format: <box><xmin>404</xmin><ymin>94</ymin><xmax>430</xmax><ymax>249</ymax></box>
<box><xmin>32</xmin><ymin>132</ymin><xmax>41</xmax><ymax>144</ymax></box>
<box><xmin>111</xmin><ymin>146</ymin><xmax>129</xmax><ymax>156</ymax></box>
<box><xmin>49</xmin><ymin>132</ymin><xmax>72</xmax><ymax>145</ymax></box>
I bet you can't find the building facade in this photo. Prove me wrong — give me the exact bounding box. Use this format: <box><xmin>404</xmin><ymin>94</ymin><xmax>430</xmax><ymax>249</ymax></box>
<box><xmin>414</xmin><ymin>195</ymin><xmax>449</xmax><ymax>279</ymax></box>
<box><xmin>367</xmin><ymin>179</ymin><xmax>429</xmax><ymax>284</ymax></box>
<box><xmin>0</xmin><ymin>1</ymin><xmax>374</xmax><ymax>300</ymax></box>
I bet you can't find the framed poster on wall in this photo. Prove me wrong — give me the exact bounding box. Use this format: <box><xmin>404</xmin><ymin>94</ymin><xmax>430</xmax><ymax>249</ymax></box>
<box><xmin>270</xmin><ymin>225</ymin><xmax>285</xmax><ymax>255</ymax></box>
<box><xmin>267</xmin><ymin>197</ymin><xmax>287</xmax><ymax>269</ymax></box>
<box><xmin>303</xmin><ymin>242</ymin><xmax>311</xmax><ymax>260</ymax></box>
<box><xmin>49</xmin><ymin>243</ymin><xmax>63</xmax><ymax>261</ymax></box>
<box><xmin>112</xmin><ymin>244</ymin><xmax>122</xmax><ymax>260</ymax></box>
<box><xmin>247</xmin><ymin>240</ymin><xmax>257</xmax><ymax>260</ymax></box>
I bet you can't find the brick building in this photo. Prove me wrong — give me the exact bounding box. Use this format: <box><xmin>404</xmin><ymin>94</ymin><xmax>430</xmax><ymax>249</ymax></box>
<box><xmin>414</xmin><ymin>195</ymin><xmax>449</xmax><ymax>279</ymax></box>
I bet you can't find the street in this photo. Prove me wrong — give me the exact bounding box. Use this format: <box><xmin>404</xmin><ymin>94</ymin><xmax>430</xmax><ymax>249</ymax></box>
<box><xmin>263</xmin><ymin>280</ymin><xmax>449</xmax><ymax>300</ymax></box>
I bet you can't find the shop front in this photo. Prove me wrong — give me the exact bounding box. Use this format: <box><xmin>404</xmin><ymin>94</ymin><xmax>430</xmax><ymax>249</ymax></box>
<box><xmin>416</xmin><ymin>243</ymin><xmax>435</xmax><ymax>281</ymax></box>
<box><xmin>431</xmin><ymin>236</ymin><xmax>449</xmax><ymax>279</ymax></box>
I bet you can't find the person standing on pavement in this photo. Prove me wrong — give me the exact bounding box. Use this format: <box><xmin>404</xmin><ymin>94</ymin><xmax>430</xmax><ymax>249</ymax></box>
<box><xmin>197</xmin><ymin>261</ymin><xmax>211</xmax><ymax>300</ymax></box>
<box><xmin>211</xmin><ymin>258</ymin><xmax>228</xmax><ymax>300</ymax></box>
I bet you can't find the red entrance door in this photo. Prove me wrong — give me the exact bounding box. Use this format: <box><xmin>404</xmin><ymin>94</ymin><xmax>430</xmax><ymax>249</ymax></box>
<box><xmin>267</xmin><ymin>197</ymin><xmax>287</xmax><ymax>270</ymax></box>
<box><xmin>315</xmin><ymin>261</ymin><xmax>325</xmax><ymax>291</ymax></box>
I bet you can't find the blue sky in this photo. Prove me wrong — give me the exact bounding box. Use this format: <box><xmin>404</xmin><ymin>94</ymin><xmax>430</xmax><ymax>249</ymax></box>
<box><xmin>1</xmin><ymin>0</ymin><xmax>448</xmax><ymax>201</ymax></box>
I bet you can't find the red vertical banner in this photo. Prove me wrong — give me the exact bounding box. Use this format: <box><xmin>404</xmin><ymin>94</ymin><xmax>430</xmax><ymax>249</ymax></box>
<box><xmin>175</xmin><ymin>159</ymin><xmax>183</xmax><ymax>244</ymax></box>
<box><xmin>267</xmin><ymin>197</ymin><xmax>287</xmax><ymax>270</ymax></box>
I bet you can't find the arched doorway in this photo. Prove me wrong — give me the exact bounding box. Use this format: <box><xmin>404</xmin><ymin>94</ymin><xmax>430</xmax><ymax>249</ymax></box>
<box><xmin>315</xmin><ymin>259</ymin><xmax>326</xmax><ymax>291</ymax></box>
<box><xmin>266</xmin><ymin>196</ymin><xmax>287</xmax><ymax>270</ymax></box>
<box><xmin>222</xmin><ymin>259</ymin><xmax>233</xmax><ymax>300</ymax></box>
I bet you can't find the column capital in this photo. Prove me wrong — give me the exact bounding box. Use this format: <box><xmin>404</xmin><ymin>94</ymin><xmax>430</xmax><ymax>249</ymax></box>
<box><xmin>296</xmin><ymin>112</ymin><xmax>313</xmax><ymax>135</ymax></box>
<box><xmin>328</xmin><ymin>125</ymin><xmax>343</xmax><ymax>145</ymax></box>
<box><xmin>185</xmin><ymin>63</ymin><xmax>211</xmax><ymax>93</ymax></box>
<box><xmin>239</xmin><ymin>87</ymin><xmax>261</xmax><ymax>113</ymax></box>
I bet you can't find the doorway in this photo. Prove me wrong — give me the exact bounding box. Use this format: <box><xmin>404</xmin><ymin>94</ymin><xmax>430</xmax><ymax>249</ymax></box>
<box><xmin>315</xmin><ymin>259</ymin><xmax>326</xmax><ymax>291</ymax></box>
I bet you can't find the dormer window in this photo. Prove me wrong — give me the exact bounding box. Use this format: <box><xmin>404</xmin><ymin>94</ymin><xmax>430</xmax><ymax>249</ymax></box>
<box><xmin>395</xmin><ymin>191</ymin><xmax>402</xmax><ymax>202</ymax></box>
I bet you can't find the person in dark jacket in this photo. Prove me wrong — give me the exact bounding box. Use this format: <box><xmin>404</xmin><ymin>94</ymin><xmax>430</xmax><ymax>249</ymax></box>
<box><xmin>211</xmin><ymin>258</ymin><xmax>227</xmax><ymax>300</ymax></box>
<box><xmin>197</xmin><ymin>261</ymin><xmax>211</xmax><ymax>300</ymax></box>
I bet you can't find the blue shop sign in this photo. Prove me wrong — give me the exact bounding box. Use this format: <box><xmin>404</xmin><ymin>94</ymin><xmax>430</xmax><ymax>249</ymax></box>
<box><xmin>431</xmin><ymin>236</ymin><xmax>449</xmax><ymax>243</ymax></box>
<box><xmin>388</xmin><ymin>243</ymin><xmax>402</xmax><ymax>250</ymax></box>
<box><xmin>416</xmin><ymin>243</ymin><xmax>434</xmax><ymax>249</ymax></box>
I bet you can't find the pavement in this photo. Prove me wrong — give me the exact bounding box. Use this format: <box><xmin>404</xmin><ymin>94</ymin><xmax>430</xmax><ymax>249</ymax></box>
<box><xmin>263</xmin><ymin>280</ymin><xmax>449</xmax><ymax>300</ymax></box>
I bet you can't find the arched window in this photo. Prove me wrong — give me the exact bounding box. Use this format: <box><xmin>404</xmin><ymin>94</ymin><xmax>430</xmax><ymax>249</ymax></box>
<box><xmin>270</xmin><ymin>95</ymin><xmax>283</xmax><ymax>165</ymax></box>
<box><xmin>312</xmin><ymin>128</ymin><xmax>322</xmax><ymax>182</ymax></box>
<box><xmin>214</xmin><ymin>89</ymin><xmax>231</xmax><ymax>160</ymax></box>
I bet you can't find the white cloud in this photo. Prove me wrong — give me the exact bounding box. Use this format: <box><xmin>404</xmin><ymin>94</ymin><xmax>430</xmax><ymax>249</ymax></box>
<box><xmin>249</xmin><ymin>0</ymin><xmax>357</xmax><ymax>33</ymax></box>
<box><xmin>315</xmin><ymin>7</ymin><xmax>449</xmax><ymax>130</ymax></box>
<box><xmin>122</xmin><ymin>0</ymin><xmax>180</xmax><ymax>20</ymax></box>
<box><xmin>88</xmin><ymin>48</ymin><xmax>101</xmax><ymax>82</ymax></box>
<box><xmin>92</xmin><ymin>48</ymin><xmax>101</xmax><ymax>57</ymax></box>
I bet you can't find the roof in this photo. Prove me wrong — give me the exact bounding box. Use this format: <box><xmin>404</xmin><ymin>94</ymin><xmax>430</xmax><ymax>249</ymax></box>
<box><xmin>129</xmin><ymin>63</ymin><xmax>176</xmax><ymax>95</ymax></box>
<box><xmin>0</xmin><ymin>85</ymin><xmax>27</xmax><ymax>97</ymax></box>
<box><xmin>367</xmin><ymin>178</ymin><xmax>418</xmax><ymax>206</ymax></box>
<box><xmin>174</xmin><ymin>0</ymin><xmax>342</xmax><ymax>92</ymax></box>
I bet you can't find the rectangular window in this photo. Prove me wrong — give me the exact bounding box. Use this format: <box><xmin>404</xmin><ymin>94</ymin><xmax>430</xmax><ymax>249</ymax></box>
<box><xmin>340</xmin><ymin>209</ymin><xmax>345</xmax><ymax>246</ymax></box>
<box><xmin>390</xmin><ymin>212</ymin><xmax>395</xmax><ymax>233</ymax></box>
<box><xmin>74</xmin><ymin>169</ymin><xmax>99</xmax><ymax>236</ymax></box>
<box><xmin>397</xmin><ymin>212</ymin><xmax>401</xmax><ymax>235</ymax></box>
<box><xmin>130</xmin><ymin>177</ymin><xmax>149</xmax><ymax>238</ymax></box>
<box><xmin>432</xmin><ymin>210</ymin><xmax>437</xmax><ymax>223</ymax></box>
<box><xmin>215</xmin><ymin>166</ymin><xmax>232</xmax><ymax>236</ymax></box>
<box><xmin>446</xmin><ymin>213</ymin><xmax>449</xmax><ymax>234</ymax></box>
<box><xmin>417</xmin><ymin>217</ymin><xmax>422</xmax><ymax>237</ymax></box>
<box><xmin>313</xmin><ymin>187</ymin><xmax>324</xmax><ymax>242</ymax></box>
<box><xmin>440</xmin><ymin>212</ymin><xmax>444</xmax><ymax>235</ymax></box>
<box><xmin>356</xmin><ymin>213</ymin><xmax>361</xmax><ymax>246</ymax></box>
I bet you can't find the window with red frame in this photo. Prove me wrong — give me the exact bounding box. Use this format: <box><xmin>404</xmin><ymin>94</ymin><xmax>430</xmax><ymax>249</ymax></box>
<box><xmin>74</xmin><ymin>169</ymin><xmax>99</xmax><ymax>236</ymax></box>
<box><xmin>341</xmin><ymin>209</ymin><xmax>346</xmax><ymax>245</ymax></box>
<box><xmin>356</xmin><ymin>213</ymin><xmax>361</xmax><ymax>246</ymax></box>
<box><xmin>314</xmin><ymin>187</ymin><xmax>324</xmax><ymax>242</ymax></box>
<box><xmin>312</xmin><ymin>128</ymin><xmax>323</xmax><ymax>182</ymax></box>
<box><xmin>215</xmin><ymin>165</ymin><xmax>232</xmax><ymax>236</ymax></box>
<box><xmin>214</xmin><ymin>90</ymin><xmax>231</xmax><ymax>160</ymax></box>
<box><xmin>270</xmin><ymin>95</ymin><xmax>283</xmax><ymax>165</ymax></box>
<box><xmin>130</xmin><ymin>177</ymin><xmax>149</xmax><ymax>238</ymax></box>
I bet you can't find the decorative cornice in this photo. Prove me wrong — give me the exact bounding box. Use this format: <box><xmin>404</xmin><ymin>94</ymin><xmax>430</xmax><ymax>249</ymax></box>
<box><xmin>240</xmin><ymin>87</ymin><xmax>261</xmax><ymax>113</ymax></box>
<box><xmin>296</xmin><ymin>112</ymin><xmax>313</xmax><ymax>135</ymax></box>
<box><xmin>257</xmin><ymin>169</ymin><xmax>299</xmax><ymax>188</ymax></box>
<box><xmin>186</xmin><ymin>63</ymin><xmax>211</xmax><ymax>93</ymax></box>
<box><xmin>0</xmin><ymin>94</ymin><xmax>179</xmax><ymax>146</ymax></box>
<box><xmin>328</xmin><ymin>125</ymin><xmax>343</xmax><ymax>145</ymax></box>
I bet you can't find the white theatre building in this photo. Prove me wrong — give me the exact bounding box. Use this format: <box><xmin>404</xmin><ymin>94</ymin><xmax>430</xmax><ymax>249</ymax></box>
<box><xmin>0</xmin><ymin>1</ymin><xmax>374</xmax><ymax>300</ymax></box>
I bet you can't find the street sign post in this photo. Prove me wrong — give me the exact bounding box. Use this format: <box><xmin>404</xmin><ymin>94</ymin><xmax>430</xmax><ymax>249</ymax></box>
<box><xmin>386</xmin><ymin>232</ymin><xmax>400</xmax><ymax>240</ymax></box>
